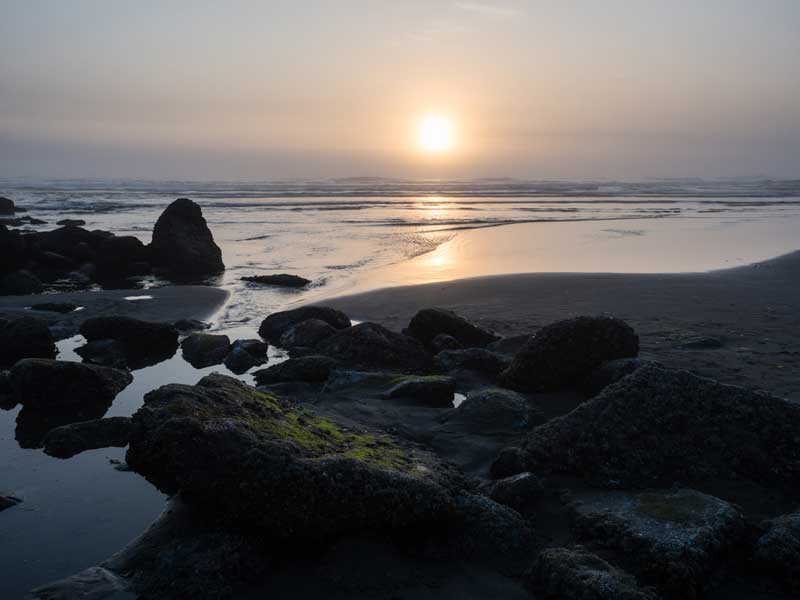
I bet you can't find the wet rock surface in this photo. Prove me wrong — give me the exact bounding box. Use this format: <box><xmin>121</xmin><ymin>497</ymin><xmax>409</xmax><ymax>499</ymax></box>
<box><xmin>405</xmin><ymin>307</ymin><xmax>498</xmax><ymax>348</ymax></box>
<box><xmin>224</xmin><ymin>338</ymin><xmax>268</xmax><ymax>374</ymax></box>
<box><xmin>180</xmin><ymin>333</ymin><xmax>231</xmax><ymax>368</ymax></box>
<box><xmin>258</xmin><ymin>305</ymin><xmax>351</xmax><ymax>341</ymax></box>
<box><xmin>384</xmin><ymin>375</ymin><xmax>456</xmax><ymax>407</ymax></box>
<box><xmin>80</xmin><ymin>316</ymin><xmax>179</xmax><ymax>369</ymax></box>
<box><xmin>0</xmin><ymin>316</ymin><xmax>57</xmax><ymax>367</ymax></box>
<box><xmin>242</xmin><ymin>273</ymin><xmax>311</xmax><ymax>288</ymax></box>
<box><xmin>278</xmin><ymin>317</ymin><xmax>337</xmax><ymax>348</ymax></box>
<box><xmin>43</xmin><ymin>416</ymin><xmax>132</xmax><ymax>459</ymax></box>
<box><xmin>500</xmin><ymin>316</ymin><xmax>639</xmax><ymax>392</ymax></box>
<box><xmin>254</xmin><ymin>355</ymin><xmax>339</xmax><ymax>385</ymax></box>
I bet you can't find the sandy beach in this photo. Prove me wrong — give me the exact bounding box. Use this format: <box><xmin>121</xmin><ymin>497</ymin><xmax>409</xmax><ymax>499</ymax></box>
<box><xmin>326</xmin><ymin>250</ymin><xmax>800</xmax><ymax>401</ymax></box>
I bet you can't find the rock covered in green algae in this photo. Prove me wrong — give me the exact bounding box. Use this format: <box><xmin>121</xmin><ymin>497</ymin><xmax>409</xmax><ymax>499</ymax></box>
<box><xmin>570</xmin><ymin>488</ymin><xmax>745</xmax><ymax>596</ymax></box>
<box><xmin>126</xmin><ymin>374</ymin><xmax>464</xmax><ymax>542</ymax></box>
<box><xmin>528</xmin><ymin>546</ymin><xmax>658</xmax><ymax>600</ymax></box>
<box><xmin>521</xmin><ymin>364</ymin><xmax>800</xmax><ymax>490</ymax></box>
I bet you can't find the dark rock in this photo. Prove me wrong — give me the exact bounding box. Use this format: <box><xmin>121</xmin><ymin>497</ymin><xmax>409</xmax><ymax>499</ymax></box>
<box><xmin>315</xmin><ymin>322</ymin><xmax>432</xmax><ymax>373</ymax></box>
<box><xmin>9</xmin><ymin>358</ymin><xmax>132</xmax><ymax>411</ymax></box>
<box><xmin>490</xmin><ymin>447</ymin><xmax>527</xmax><ymax>479</ymax></box>
<box><xmin>149</xmin><ymin>198</ymin><xmax>224</xmax><ymax>278</ymax></box>
<box><xmin>0</xmin><ymin>494</ymin><xmax>22</xmax><ymax>512</ymax></box>
<box><xmin>28</xmin><ymin>226</ymin><xmax>108</xmax><ymax>263</ymax></box>
<box><xmin>126</xmin><ymin>374</ymin><xmax>463</xmax><ymax>542</ymax></box>
<box><xmin>681</xmin><ymin>336</ymin><xmax>725</xmax><ymax>350</ymax></box>
<box><xmin>224</xmin><ymin>338</ymin><xmax>268</xmax><ymax>374</ymax></box>
<box><xmin>444</xmin><ymin>388</ymin><xmax>542</xmax><ymax>434</ymax></box>
<box><xmin>0</xmin><ymin>370</ymin><xmax>13</xmax><ymax>409</ymax></box>
<box><xmin>253</xmin><ymin>356</ymin><xmax>339</xmax><ymax>385</ymax></box>
<box><xmin>0</xmin><ymin>269</ymin><xmax>42</xmax><ymax>295</ymax></box>
<box><xmin>489</xmin><ymin>472</ymin><xmax>544</xmax><ymax>511</ymax></box>
<box><xmin>434</xmin><ymin>347</ymin><xmax>511</xmax><ymax>377</ymax></box>
<box><xmin>95</xmin><ymin>235</ymin><xmax>150</xmax><ymax>278</ymax></box>
<box><xmin>56</xmin><ymin>219</ymin><xmax>87</xmax><ymax>227</ymax></box>
<box><xmin>278</xmin><ymin>318</ymin><xmax>338</xmax><ymax>348</ymax></box>
<box><xmin>15</xmin><ymin>404</ymin><xmax>111</xmax><ymax>449</ymax></box>
<box><xmin>0</xmin><ymin>224</ymin><xmax>26</xmax><ymax>273</ymax></box>
<box><xmin>37</xmin><ymin>250</ymin><xmax>75</xmax><ymax>271</ymax></box>
<box><xmin>570</xmin><ymin>488</ymin><xmax>745</xmax><ymax>595</ymax></box>
<box><xmin>384</xmin><ymin>375</ymin><xmax>456</xmax><ymax>407</ymax></box>
<box><xmin>181</xmin><ymin>333</ymin><xmax>231</xmax><ymax>368</ymax></box>
<box><xmin>488</xmin><ymin>334</ymin><xmax>533</xmax><ymax>356</ymax></box>
<box><xmin>430</xmin><ymin>333</ymin><xmax>462</xmax><ymax>353</ymax></box>
<box><xmin>75</xmin><ymin>339</ymin><xmax>129</xmax><ymax>369</ymax></box>
<box><xmin>31</xmin><ymin>302</ymin><xmax>78</xmax><ymax>313</ymax></box>
<box><xmin>754</xmin><ymin>510</ymin><xmax>800</xmax><ymax>591</ymax></box>
<box><xmin>258</xmin><ymin>305</ymin><xmax>351</xmax><ymax>341</ymax></box>
<box><xmin>242</xmin><ymin>273</ymin><xmax>311</xmax><ymax>288</ymax></box>
<box><xmin>30</xmin><ymin>566</ymin><xmax>130</xmax><ymax>600</ymax></box>
<box><xmin>0</xmin><ymin>197</ymin><xmax>17</xmax><ymax>213</ymax></box>
<box><xmin>321</xmin><ymin>369</ymin><xmax>397</xmax><ymax>392</ymax></box>
<box><xmin>523</xmin><ymin>364</ymin><xmax>800</xmax><ymax>490</ymax></box>
<box><xmin>80</xmin><ymin>316</ymin><xmax>179</xmax><ymax>369</ymax></box>
<box><xmin>173</xmin><ymin>318</ymin><xmax>210</xmax><ymax>333</ymax></box>
<box><xmin>528</xmin><ymin>546</ymin><xmax>658</xmax><ymax>600</ymax></box>
<box><xmin>500</xmin><ymin>316</ymin><xmax>639</xmax><ymax>392</ymax></box>
<box><xmin>0</xmin><ymin>316</ymin><xmax>56</xmax><ymax>366</ymax></box>
<box><xmin>579</xmin><ymin>357</ymin><xmax>652</xmax><ymax>397</ymax></box>
<box><xmin>405</xmin><ymin>307</ymin><xmax>498</xmax><ymax>348</ymax></box>
<box><xmin>43</xmin><ymin>416</ymin><xmax>132</xmax><ymax>459</ymax></box>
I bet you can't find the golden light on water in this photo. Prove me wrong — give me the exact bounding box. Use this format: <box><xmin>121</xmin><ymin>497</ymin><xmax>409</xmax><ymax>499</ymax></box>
<box><xmin>417</xmin><ymin>115</ymin><xmax>455</xmax><ymax>154</ymax></box>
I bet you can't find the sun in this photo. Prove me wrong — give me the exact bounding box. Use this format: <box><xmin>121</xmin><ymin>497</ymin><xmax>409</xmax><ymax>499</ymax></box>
<box><xmin>417</xmin><ymin>115</ymin><xmax>455</xmax><ymax>153</ymax></box>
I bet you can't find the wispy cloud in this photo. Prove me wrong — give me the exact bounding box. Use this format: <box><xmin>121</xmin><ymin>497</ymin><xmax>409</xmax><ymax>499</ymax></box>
<box><xmin>453</xmin><ymin>1</ymin><xmax>521</xmax><ymax>19</ymax></box>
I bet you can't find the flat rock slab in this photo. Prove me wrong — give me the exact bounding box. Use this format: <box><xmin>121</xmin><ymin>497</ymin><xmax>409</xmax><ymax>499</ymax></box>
<box><xmin>570</xmin><ymin>488</ymin><xmax>745</xmax><ymax>595</ymax></box>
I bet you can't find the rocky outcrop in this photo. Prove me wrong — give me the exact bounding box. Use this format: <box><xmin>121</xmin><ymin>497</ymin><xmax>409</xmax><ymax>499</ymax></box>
<box><xmin>258</xmin><ymin>305</ymin><xmax>351</xmax><ymax>341</ymax></box>
<box><xmin>315</xmin><ymin>322</ymin><xmax>432</xmax><ymax>373</ymax></box>
<box><xmin>242</xmin><ymin>274</ymin><xmax>311</xmax><ymax>288</ymax></box>
<box><xmin>149</xmin><ymin>198</ymin><xmax>224</xmax><ymax>279</ymax></box>
<box><xmin>0</xmin><ymin>197</ymin><xmax>21</xmax><ymax>214</ymax></box>
<box><xmin>94</xmin><ymin>235</ymin><xmax>150</xmax><ymax>279</ymax></box>
<box><xmin>521</xmin><ymin>365</ymin><xmax>800</xmax><ymax>490</ymax></box>
<box><xmin>126</xmin><ymin>374</ymin><xmax>463</xmax><ymax>542</ymax></box>
<box><xmin>253</xmin><ymin>355</ymin><xmax>338</xmax><ymax>385</ymax></box>
<box><xmin>500</xmin><ymin>316</ymin><xmax>639</xmax><ymax>392</ymax></box>
<box><xmin>405</xmin><ymin>308</ymin><xmax>498</xmax><ymax>348</ymax></box>
<box><xmin>0</xmin><ymin>317</ymin><xmax>56</xmax><ymax>367</ymax></box>
<box><xmin>180</xmin><ymin>333</ymin><xmax>231</xmax><ymax>368</ymax></box>
<box><xmin>444</xmin><ymin>388</ymin><xmax>541</xmax><ymax>434</ymax></box>
<box><xmin>754</xmin><ymin>510</ymin><xmax>800</xmax><ymax>591</ymax></box>
<box><xmin>43</xmin><ymin>416</ymin><xmax>132</xmax><ymax>459</ymax></box>
<box><xmin>570</xmin><ymin>488</ymin><xmax>745</xmax><ymax>596</ymax></box>
<box><xmin>384</xmin><ymin>375</ymin><xmax>456</xmax><ymax>407</ymax></box>
<box><xmin>278</xmin><ymin>318</ymin><xmax>337</xmax><ymax>349</ymax></box>
<box><xmin>223</xmin><ymin>339</ymin><xmax>268</xmax><ymax>374</ymax></box>
<box><xmin>528</xmin><ymin>546</ymin><xmax>658</xmax><ymax>600</ymax></box>
<box><xmin>56</xmin><ymin>219</ymin><xmax>87</xmax><ymax>227</ymax></box>
<box><xmin>79</xmin><ymin>316</ymin><xmax>179</xmax><ymax>369</ymax></box>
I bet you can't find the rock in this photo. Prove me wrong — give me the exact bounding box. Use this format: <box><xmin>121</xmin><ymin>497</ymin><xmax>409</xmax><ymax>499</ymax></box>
<box><xmin>384</xmin><ymin>375</ymin><xmax>456</xmax><ymax>407</ymax></box>
<box><xmin>223</xmin><ymin>338</ymin><xmax>268</xmax><ymax>374</ymax></box>
<box><xmin>80</xmin><ymin>316</ymin><xmax>179</xmax><ymax>369</ymax></box>
<box><xmin>500</xmin><ymin>316</ymin><xmax>639</xmax><ymax>392</ymax></box>
<box><xmin>490</xmin><ymin>446</ymin><xmax>528</xmax><ymax>479</ymax></box>
<box><xmin>30</xmin><ymin>566</ymin><xmax>131</xmax><ymax>600</ymax></box>
<box><xmin>28</xmin><ymin>226</ymin><xmax>108</xmax><ymax>264</ymax></box>
<box><xmin>173</xmin><ymin>319</ymin><xmax>210</xmax><ymax>333</ymax></box>
<box><xmin>579</xmin><ymin>357</ymin><xmax>652</xmax><ymax>397</ymax></box>
<box><xmin>43</xmin><ymin>416</ymin><xmax>132</xmax><ymax>459</ymax></box>
<box><xmin>56</xmin><ymin>219</ymin><xmax>87</xmax><ymax>227</ymax></box>
<box><xmin>30</xmin><ymin>302</ymin><xmax>78</xmax><ymax>313</ymax></box>
<box><xmin>528</xmin><ymin>546</ymin><xmax>658</xmax><ymax>600</ymax></box>
<box><xmin>0</xmin><ymin>197</ymin><xmax>17</xmax><ymax>213</ymax></box>
<box><xmin>0</xmin><ymin>494</ymin><xmax>21</xmax><ymax>512</ymax></box>
<box><xmin>489</xmin><ymin>473</ymin><xmax>544</xmax><ymax>511</ymax></box>
<box><xmin>405</xmin><ymin>307</ymin><xmax>498</xmax><ymax>348</ymax></box>
<box><xmin>430</xmin><ymin>333</ymin><xmax>462</xmax><ymax>353</ymax></box>
<box><xmin>754</xmin><ymin>510</ymin><xmax>800</xmax><ymax>591</ymax></box>
<box><xmin>434</xmin><ymin>347</ymin><xmax>511</xmax><ymax>377</ymax></box>
<box><xmin>75</xmin><ymin>339</ymin><xmax>129</xmax><ymax>369</ymax></box>
<box><xmin>444</xmin><ymin>388</ymin><xmax>541</xmax><ymax>434</ymax></box>
<box><xmin>0</xmin><ymin>317</ymin><xmax>56</xmax><ymax>366</ymax></box>
<box><xmin>570</xmin><ymin>488</ymin><xmax>745</xmax><ymax>595</ymax></box>
<box><xmin>681</xmin><ymin>336</ymin><xmax>724</xmax><ymax>350</ymax></box>
<box><xmin>315</xmin><ymin>322</ymin><xmax>432</xmax><ymax>373</ymax></box>
<box><xmin>258</xmin><ymin>305</ymin><xmax>351</xmax><ymax>341</ymax></box>
<box><xmin>253</xmin><ymin>356</ymin><xmax>338</xmax><ymax>385</ymax></box>
<box><xmin>9</xmin><ymin>358</ymin><xmax>132</xmax><ymax>411</ymax></box>
<box><xmin>149</xmin><ymin>198</ymin><xmax>224</xmax><ymax>278</ymax></box>
<box><xmin>487</xmin><ymin>334</ymin><xmax>533</xmax><ymax>356</ymax></box>
<box><xmin>0</xmin><ymin>269</ymin><xmax>42</xmax><ymax>295</ymax></box>
<box><xmin>94</xmin><ymin>235</ymin><xmax>150</xmax><ymax>278</ymax></box>
<box><xmin>0</xmin><ymin>370</ymin><xmax>13</xmax><ymax>409</ymax></box>
<box><xmin>15</xmin><ymin>404</ymin><xmax>112</xmax><ymax>449</ymax></box>
<box><xmin>181</xmin><ymin>333</ymin><xmax>231</xmax><ymax>368</ymax></box>
<box><xmin>321</xmin><ymin>369</ymin><xmax>397</xmax><ymax>392</ymax></box>
<box><xmin>37</xmin><ymin>250</ymin><xmax>75</xmax><ymax>271</ymax></box>
<box><xmin>0</xmin><ymin>224</ymin><xmax>27</xmax><ymax>273</ymax></box>
<box><xmin>523</xmin><ymin>364</ymin><xmax>800</xmax><ymax>489</ymax></box>
<box><xmin>126</xmin><ymin>374</ymin><xmax>463</xmax><ymax>542</ymax></box>
<box><xmin>242</xmin><ymin>273</ymin><xmax>311</xmax><ymax>288</ymax></box>
<box><xmin>278</xmin><ymin>318</ymin><xmax>338</xmax><ymax>348</ymax></box>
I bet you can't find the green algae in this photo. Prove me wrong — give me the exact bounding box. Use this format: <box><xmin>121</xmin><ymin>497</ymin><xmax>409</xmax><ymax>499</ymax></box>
<box><xmin>635</xmin><ymin>491</ymin><xmax>708</xmax><ymax>525</ymax></box>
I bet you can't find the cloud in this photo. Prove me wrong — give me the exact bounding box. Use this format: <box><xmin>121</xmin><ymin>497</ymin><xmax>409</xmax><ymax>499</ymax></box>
<box><xmin>453</xmin><ymin>1</ymin><xmax>521</xmax><ymax>19</ymax></box>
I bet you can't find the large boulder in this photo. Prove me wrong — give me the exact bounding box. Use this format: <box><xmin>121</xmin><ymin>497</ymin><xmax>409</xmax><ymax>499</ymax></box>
<box><xmin>500</xmin><ymin>316</ymin><xmax>639</xmax><ymax>392</ymax></box>
<box><xmin>570</xmin><ymin>488</ymin><xmax>745</xmax><ymax>596</ymax></box>
<box><xmin>528</xmin><ymin>546</ymin><xmax>658</xmax><ymax>600</ymax></box>
<box><xmin>94</xmin><ymin>235</ymin><xmax>150</xmax><ymax>278</ymax></box>
<box><xmin>126</xmin><ymin>374</ymin><xmax>463</xmax><ymax>542</ymax></box>
<box><xmin>9</xmin><ymin>359</ymin><xmax>132</xmax><ymax>411</ymax></box>
<box><xmin>258</xmin><ymin>305</ymin><xmax>351</xmax><ymax>341</ymax></box>
<box><xmin>180</xmin><ymin>333</ymin><xmax>231</xmax><ymax>368</ymax></box>
<box><xmin>253</xmin><ymin>355</ymin><xmax>338</xmax><ymax>385</ymax></box>
<box><xmin>521</xmin><ymin>365</ymin><xmax>800</xmax><ymax>490</ymax></box>
<box><xmin>444</xmin><ymin>388</ymin><xmax>541</xmax><ymax>434</ymax></box>
<box><xmin>405</xmin><ymin>308</ymin><xmax>498</xmax><ymax>348</ymax></box>
<box><xmin>79</xmin><ymin>316</ymin><xmax>179</xmax><ymax>369</ymax></box>
<box><xmin>315</xmin><ymin>322</ymin><xmax>432</xmax><ymax>373</ymax></box>
<box><xmin>43</xmin><ymin>416</ymin><xmax>132</xmax><ymax>458</ymax></box>
<box><xmin>0</xmin><ymin>197</ymin><xmax>17</xmax><ymax>214</ymax></box>
<box><xmin>754</xmin><ymin>510</ymin><xmax>800</xmax><ymax>591</ymax></box>
<box><xmin>278</xmin><ymin>318</ymin><xmax>338</xmax><ymax>348</ymax></box>
<box><xmin>149</xmin><ymin>198</ymin><xmax>224</xmax><ymax>278</ymax></box>
<box><xmin>0</xmin><ymin>317</ymin><xmax>56</xmax><ymax>367</ymax></box>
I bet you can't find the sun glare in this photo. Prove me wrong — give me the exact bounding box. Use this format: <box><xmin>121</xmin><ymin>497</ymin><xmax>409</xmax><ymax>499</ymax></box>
<box><xmin>418</xmin><ymin>115</ymin><xmax>455</xmax><ymax>153</ymax></box>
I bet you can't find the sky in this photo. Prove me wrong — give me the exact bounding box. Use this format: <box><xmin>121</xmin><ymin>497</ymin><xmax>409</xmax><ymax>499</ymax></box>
<box><xmin>1</xmin><ymin>0</ymin><xmax>799</xmax><ymax>180</ymax></box>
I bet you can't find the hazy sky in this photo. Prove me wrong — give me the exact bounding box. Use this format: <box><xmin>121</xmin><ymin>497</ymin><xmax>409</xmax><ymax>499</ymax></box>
<box><xmin>2</xmin><ymin>1</ymin><xmax>799</xmax><ymax>180</ymax></box>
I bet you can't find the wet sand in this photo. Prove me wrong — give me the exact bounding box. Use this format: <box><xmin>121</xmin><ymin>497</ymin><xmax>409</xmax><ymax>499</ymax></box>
<box><xmin>325</xmin><ymin>250</ymin><xmax>800</xmax><ymax>401</ymax></box>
